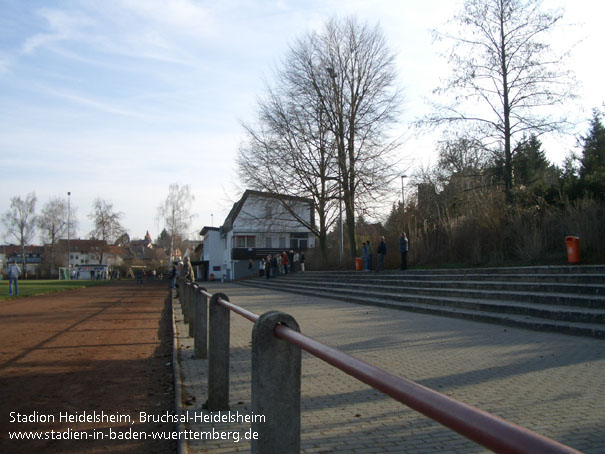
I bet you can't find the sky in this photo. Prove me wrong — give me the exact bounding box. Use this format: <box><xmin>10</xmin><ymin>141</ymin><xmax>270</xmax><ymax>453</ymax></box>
<box><xmin>1</xmin><ymin>0</ymin><xmax>603</xmax><ymax>244</ymax></box>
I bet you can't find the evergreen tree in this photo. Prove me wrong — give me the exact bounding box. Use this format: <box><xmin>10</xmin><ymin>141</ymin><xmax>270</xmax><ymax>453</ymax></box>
<box><xmin>511</xmin><ymin>134</ymin><xmax>561</xmax><ymax>204</ymax></box>
<box><xmin>513</xmin><ymin>135</ymin><xmax>549</xmax><ymax>187</ymax></box>
<box><xmin>578</xmin><ymin>110</ymin><xmax>605</xmax><ymax>197</ymax></box>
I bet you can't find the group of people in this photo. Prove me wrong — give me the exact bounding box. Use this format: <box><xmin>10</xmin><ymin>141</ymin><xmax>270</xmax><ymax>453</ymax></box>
<box><xmin>361</xmin><ymin>232</ymin><xmax>408</xmax><ymax>272</ymax></box>
<box><xmin>250</xmin><ymin>250</ymin><xmax>306</xmax><ymax>279</ymax></box>
<box><xmin>170</xmin><ymin>256</ymin><xmax>195</xmax><ymax>289</ymax></box>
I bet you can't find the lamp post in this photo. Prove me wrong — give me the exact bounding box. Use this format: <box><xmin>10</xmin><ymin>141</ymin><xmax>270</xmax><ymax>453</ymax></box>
<box><xmin>67</xmin><ymin>191</ymin><xmax>71</xmax><ymax>279</ymax></box>
<box><xmin>327</xmin><ymin>67</ymin><xmax>344</xmax><ymax>265</ymax></box>
<box><xmin>401</xmin><ymin>175</ymin><xmax>407</xmax><ymax>208</ymax></box>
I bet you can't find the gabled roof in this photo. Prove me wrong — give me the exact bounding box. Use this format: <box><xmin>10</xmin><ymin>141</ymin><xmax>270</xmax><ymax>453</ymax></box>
<box><xmin>106</xmin><ymin>245</ymin><xmax>126</xmax><ymax>255</ymax></box>
<box><xmin>56</xmin><ymin>239</ymin><xmax>108</xmax><ymax>252</ymax></box>
<box><xmin>1</xmin><ymin>245</ymin><xmax>45</xmax><ymax>256</ymax></box>
<box><xmin>222</xmin><ymin>189</ymin><xmax>314</xmax><ymax>234</ymax></box>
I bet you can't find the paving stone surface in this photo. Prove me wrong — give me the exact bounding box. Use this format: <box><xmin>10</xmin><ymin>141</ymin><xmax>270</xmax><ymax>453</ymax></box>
<box><xmin>173</xmin><ymin>283</ymin><xmax>605</xmax><ymax>454</ymax></box>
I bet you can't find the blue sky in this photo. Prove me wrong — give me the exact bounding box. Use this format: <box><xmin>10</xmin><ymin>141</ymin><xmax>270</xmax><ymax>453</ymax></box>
<box><xmin>1</xmin><ymin>0</ymin><xmax>602</xmax><ymax>242</ymax></box>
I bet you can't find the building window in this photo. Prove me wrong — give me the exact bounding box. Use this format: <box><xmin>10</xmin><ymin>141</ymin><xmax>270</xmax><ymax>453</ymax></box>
<box><xmin>290</xmin><ymin>233</ymin><xmax>308</xmax><ymax>250</ymax></box>
<box><xmin>234</xmin><ymin>235</ymin><xmax>256</xmax><ymax>248</ymax></box>
<box><xmin>279</xmin><ymin>237</ymin><xmax>286</xmax><ymax>248</ymax></box>
<box><xmin>265</xmin><ymin>237</ymin><xmax>273</xmax><ymax>248</ymax></box>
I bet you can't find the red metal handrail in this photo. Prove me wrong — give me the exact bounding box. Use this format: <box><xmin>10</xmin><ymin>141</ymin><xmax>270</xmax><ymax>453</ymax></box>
<box><xmin>201</xmin><ymin>291</ymin><xmax>581</xmax><ymax>454</ymax></box>
<box><xmin>274</xmin><ymin>324</ymin><xmax>580</xmax><ymax>454</ymax></box>
<box><xmin>198</xmin><ymin>288</ymin><xmax>212</xmax><ymax>299</ymax></box>
<box><xmin>217</xmin><ymin>296</ymin><xmax>259</xmax><ymax>323</ymax></box>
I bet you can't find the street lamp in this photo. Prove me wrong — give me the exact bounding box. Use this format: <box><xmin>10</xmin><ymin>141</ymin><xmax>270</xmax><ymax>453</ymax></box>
<box><xmin>67</xmin><ymin>191</ymin><xmax>71</xmax><ymax>279</ymax></box>
<box><xmin>327</xmin><ymin>67</ymin><xmax>344</xmax><ymax>265</ymax></box>
<box><xmin>401</xmin><ymin>175</ymin><xmax>407</xmax><ymax>208</ymax></box>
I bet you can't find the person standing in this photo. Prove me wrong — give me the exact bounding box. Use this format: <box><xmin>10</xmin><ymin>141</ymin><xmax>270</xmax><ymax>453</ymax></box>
<box><xmin>367</xmin><ymin>240</ymin><xmax>373</xmax><ymax>271</ymax></box>
<box><xmin>399</xmin><ymin>232</ymin><xmax>409</xmax><ymax>270</ymax></box>
<box><xmin>248</xmin><ymin>259</ymin><xmax>254</xmax><ymax>278</ymax></box>
<box><xmin>271</xmin><ymin>254</ymin><xmax>278</xmax><ymax>277</ymax></box>
<box><xmin>377</xmin><ymin>236</ymin><xmax>387</xmax><ymax>272</ymax></box>
<box><xmin>282</xmin><ymin>251</ymin><xmax>289</xmax><ymax>275</ymax></box>
<box><xmin>361</xmin><ymin>242</ymin><xmax>368</xmax><ymax>271</ymax></box>
<box><xmin>170</xmin><ymin>264</ymin><xmax>177</xmax><ymax>288</ymax></box>
<box><xmin>266</xmin><ymin>255</ymin><xmax>272</xmax><ymax>279</ymax></box>
<box><xmin>293</xmin><ymin>251</ymin><xmax>299</xmax><ymax>273</ymax></box>
<box><xmin>182</xmin><ymin>257</ymin><xmax>195</xmax><ymax>283</ymax></box>
<box><xmin>8</xmin><ymin>260</ymin><xmax>21</xmax><ymax>296</ymax></box>
<box><xmin>300</xmin><ymin>252</ymin><xmax>306</xmax><ymax>272</ymax></box>
<box><xmin>135</xmin><ymin>268</ymin><xmax>144</xmax><ymax>286</ymax></box>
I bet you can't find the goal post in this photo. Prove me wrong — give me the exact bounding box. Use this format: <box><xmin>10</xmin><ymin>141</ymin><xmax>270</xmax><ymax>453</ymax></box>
<box><xmin>58</xmin><ymin>267</ymin><xmax>70</xmax><ymax>280</ymax></box>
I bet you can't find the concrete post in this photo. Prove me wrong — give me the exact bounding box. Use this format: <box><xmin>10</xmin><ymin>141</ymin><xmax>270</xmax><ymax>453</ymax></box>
<box><xmin>179</xmin><ymin>278</ymin><xmax>189</xmax><ymax>325</ymax></box>
<box><xmin>194</xmin><ymin>286</ymin><xmax>208</xmax><ymax>359</ymax></box>
<box><xmin>251</xmin><ymin>311</ymin><xmax>301</xmax><ymax>454</ymax></box>
<box><xmin>208</xmin><ymin>292</ymin><xmax>230</xmax><ymax>410</ymax></box>
<box><xmin>186</xmin><ymin>282</ymin><xmax>193</xmax><ymax>327</ymax></box>
<box><xmin>187</xmin><ymin>283</ymin><xmax>195</xmax><ymax>338</ymax></box>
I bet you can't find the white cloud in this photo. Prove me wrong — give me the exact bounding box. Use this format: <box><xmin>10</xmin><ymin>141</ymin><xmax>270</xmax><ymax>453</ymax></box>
<box><xmin>117</xmin><ymin>0</ymin><xmax>214</xmax><ymax>36</ymax></box>
<box><xmin>37</xmin><ymin>85</ymin><xmax>155</xmax><ymax>120</ymax></box>
<box><xmin>22</xmin><ymin>8</ymin><xmax>96</xmax><ymax>54</ymax></box>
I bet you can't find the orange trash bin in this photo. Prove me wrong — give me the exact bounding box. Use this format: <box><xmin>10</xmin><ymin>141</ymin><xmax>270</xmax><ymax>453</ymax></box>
<box><xmin>565</xmin><ymin>236</ymin><xmax>580</xmax><ymax>264</ymax></box>
<box><xmin>355</xmin><ymin>257</ymin><xmax>363</xmax><ymax>271</ymax></box>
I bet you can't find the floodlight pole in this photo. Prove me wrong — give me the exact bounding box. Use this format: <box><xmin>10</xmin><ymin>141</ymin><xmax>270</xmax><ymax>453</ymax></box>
<box><xmin>326</xmin><ymin>66</ymin><xmax>344</xmax><ymax>265</ymax></box>
<box><xmin>67</xmin><ymin>191</ymin><xmax>71</xmax><ymax>279</ymax></box>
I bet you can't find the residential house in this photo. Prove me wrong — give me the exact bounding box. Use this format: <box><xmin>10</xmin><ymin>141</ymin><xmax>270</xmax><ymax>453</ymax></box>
<box><xmin>57</xmin><ymin>239</ymin><xmax>109</xmax><ymax>279</ymax></box>
<box><xmin>1</xmin><ymin>245</ymin><xmax>44</xmax><ymax>278</ymax></box>
<box><xmin>200</xmin><ymin>190</ymin><xmax>315</xmax><ymax>281</ymax></box>
<box><xmin>105</xmin><ymin>245</ymin><xmax>126</xmax><ymax>269</ymax></box>
<box><xmin>126</xmin><ymin>232</ymin><xmax>168</xmax><ymax>270</ymax></box>
<box><xmin>199</xmin><ymin>227</ymin><xmax>222</xmax><ymax>281</ymax></box>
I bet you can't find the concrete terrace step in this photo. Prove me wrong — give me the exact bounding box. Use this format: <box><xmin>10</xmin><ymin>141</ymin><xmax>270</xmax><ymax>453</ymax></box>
<box><xmin>241</xmin><ymin>279</ymin><xmax>605</xmax><ymax>323</ymax></box>
<box><xmin>238</xmin><ymin>279</ymin><xmax>605</xmax><ymax>338</ymax></box>
<box><xmin>365</xmin><ymin>265</ymin><xmax>605</xmax><ymax>275</ymax></box>
<box><xmin>266</xmin><ymin>277</ymin><xmax>605</xmax><ymax>309</ymax></box>
<box><xmin>284</xmin><ymin>275</ymin><xmax>605</xmax><ymax>295</ymax></box>
<box><xmin>236</xmin><ymin>266</ymin><xmax>605</xmax><ymax>338</ymax></box>
<box><xmin>291</xmin><ymin>270</ymin><xmax>605</xmax><ymax>285</ymax></box>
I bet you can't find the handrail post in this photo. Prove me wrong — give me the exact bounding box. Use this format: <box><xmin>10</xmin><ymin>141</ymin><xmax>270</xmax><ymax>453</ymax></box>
<box><xmin>251</xmin><ymin>311</ymin><xmax>301</xmax><ymax>454</ymax></box>
<box><xmin>208</xmin><ymin>292</ymin><xmax>230</xmax><ymax>410</ymax></box>
<box><xmin>187</xmin><ymin>283</ymin><xmax>195</xmax><ymax>337</ymax></box>
<box><xmin>179</xmin><ymin>278</ymin><xmax>189</xmax><ymax>325</ymax></box>
<box><xmin>194</xmin><ymin>286</ymin><xmax>208</xmax><ymax>359</ymax></box>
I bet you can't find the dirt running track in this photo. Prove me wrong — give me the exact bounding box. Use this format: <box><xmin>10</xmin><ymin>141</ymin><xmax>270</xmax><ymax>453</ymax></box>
<box><xmin>0</xmin><ymin>281</ymin><xmax>176</xmax><ymax>454</ymax></box>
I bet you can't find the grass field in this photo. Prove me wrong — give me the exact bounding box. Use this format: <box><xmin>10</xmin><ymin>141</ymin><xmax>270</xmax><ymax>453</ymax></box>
<box><xmin>0</xmin><ymin>279</ymin><xmax>112</xmax><ymax>300</ymax></box>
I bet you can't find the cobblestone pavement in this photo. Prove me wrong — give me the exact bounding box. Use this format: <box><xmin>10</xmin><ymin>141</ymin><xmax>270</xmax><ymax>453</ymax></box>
<box><xmin>173</xmin><ymin>283</ymin><xmax>605</xmax><ymax>454</ymax></box>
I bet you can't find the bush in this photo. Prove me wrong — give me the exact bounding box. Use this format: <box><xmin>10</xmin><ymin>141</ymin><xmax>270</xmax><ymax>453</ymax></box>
<box><xmin>386</xmin><ymin>194</ymin><xmax>604</xmax><ymax>268</ymax></box>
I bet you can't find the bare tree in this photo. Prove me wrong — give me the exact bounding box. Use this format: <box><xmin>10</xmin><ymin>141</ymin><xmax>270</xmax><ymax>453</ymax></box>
<box><xmin>157</xmin><ymin>183</ymin><xmax>195</xmax><ymax>261</ymax></box>
<box><xmin>238</xmin><ymin>17</ymin><xmax>403</xmax><ymax>260</ymax></box>
<box><xmin>88</xmin><ymin>198</ymin><xmax>126</xmax><ymax>243</ymax></box>
<box><xmin>437</xmin><ymin>134</ymin><xmax>490</xmax><ymax>178</ymax></box>
<box><xmin>38</xmin><ymin>197</ymin><xmax>78</xmax><ymax>274</ymax></box>
<box><xmin>429</xmin><ymin>0</ymin><xmax>576</xmax><ymax>203</ymax></box>
<box><xmin>2</xmin><ymin>192</ymin><xmax>37</xmax><ymax>270</ymax></box>
<box><xmin>237</xmin><ymin>72</ymin><xmax>340</xmax><ymax>260</ymax></box>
